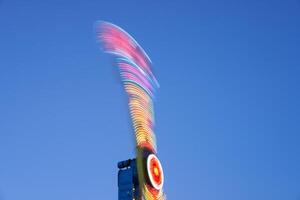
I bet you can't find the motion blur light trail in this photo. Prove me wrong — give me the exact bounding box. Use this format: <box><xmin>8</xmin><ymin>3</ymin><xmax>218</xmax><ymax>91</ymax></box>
<box><xmin>97</xmin><ymin>22</ymin><xmax>165</xmax><ymax>200</ymax></box>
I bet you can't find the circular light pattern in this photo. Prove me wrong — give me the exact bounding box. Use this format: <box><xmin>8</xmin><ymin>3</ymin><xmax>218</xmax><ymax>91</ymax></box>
<box><xmin>147</xmin><ymin>154</ymin><xmax>164</xmax><ymax>190</ymax></box>
<box><xmin>98</xmin><ymin>21</ymin><xmax>159</xmax><ymax>154</ymax></box>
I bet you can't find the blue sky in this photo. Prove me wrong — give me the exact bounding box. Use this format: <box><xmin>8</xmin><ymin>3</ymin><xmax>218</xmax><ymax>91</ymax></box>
<box><xmin>0</xmin><ymin>0</ymin><xmax>300</xmax><ymax>200</ymax></box>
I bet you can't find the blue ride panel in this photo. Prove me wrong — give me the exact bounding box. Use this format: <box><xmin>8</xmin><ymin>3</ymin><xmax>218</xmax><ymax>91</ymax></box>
<box><xmin>118</xmin><ymin>159</ymin><xmax>139</xmax><ymax>200</ymax></box>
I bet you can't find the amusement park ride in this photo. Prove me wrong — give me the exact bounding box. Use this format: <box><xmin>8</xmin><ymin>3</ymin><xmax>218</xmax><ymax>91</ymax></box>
<box><xmin>97</xmin><ymin>22</ymin><xmax>166</xmax><ymax>200</ymax></box>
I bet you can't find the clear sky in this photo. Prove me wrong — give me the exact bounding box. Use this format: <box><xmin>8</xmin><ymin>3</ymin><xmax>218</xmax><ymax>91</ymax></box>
<box><xmin>0</xmin><ymin>0</ymin><xmax>299</xmax><ymax>200</ymax></box>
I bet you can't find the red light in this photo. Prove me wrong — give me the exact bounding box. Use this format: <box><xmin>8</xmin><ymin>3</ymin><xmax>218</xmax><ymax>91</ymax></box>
<box><xmin>147</xmin><ymin>154</ymin><xmax>164</xmax><ymax>190</ymax></box>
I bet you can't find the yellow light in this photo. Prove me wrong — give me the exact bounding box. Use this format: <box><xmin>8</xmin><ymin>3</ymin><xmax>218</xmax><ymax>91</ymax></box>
<box><xmin>154</xmin><ymin>167</ymin><xmax>159</xmax><ymax>176</ymax></box>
